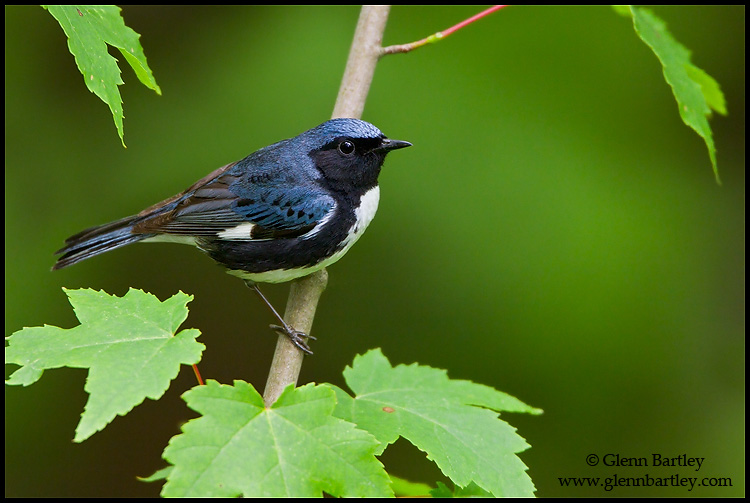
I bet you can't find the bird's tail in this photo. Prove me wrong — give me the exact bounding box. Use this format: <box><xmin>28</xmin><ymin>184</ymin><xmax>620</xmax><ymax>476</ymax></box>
<box><xmin>52</xmin><ymin>215</ymin><xmax>155</xmax><ymax>270</ymax></box>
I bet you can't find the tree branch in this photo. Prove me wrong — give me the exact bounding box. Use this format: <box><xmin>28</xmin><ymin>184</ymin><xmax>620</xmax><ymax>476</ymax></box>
<box><xmin>381</xmin><ymin>5</ymin><xmax>505</xmax><ymax>56</ymax></box>
<box><xmin>262</xmin><ymin>5</ymin><xmax>392</xmax><ymax>407</ymax></box>
<box><xmin>332</xmin><ymin>5</ymin><xmax>391</xmax><ymax>119</ymax></box>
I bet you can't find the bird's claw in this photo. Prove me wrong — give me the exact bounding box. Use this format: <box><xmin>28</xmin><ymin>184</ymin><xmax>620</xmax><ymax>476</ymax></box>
<box><xmin>269</xmin><ymin>324</ymin><xmax>315</xmax><ymax>355</ymax></box>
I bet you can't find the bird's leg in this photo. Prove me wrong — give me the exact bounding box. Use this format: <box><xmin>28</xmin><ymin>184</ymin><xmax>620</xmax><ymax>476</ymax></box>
<box><xmin>245</xmin><ymin>280</ymin><xmax>315</xmax><ymax>355</ymax></box>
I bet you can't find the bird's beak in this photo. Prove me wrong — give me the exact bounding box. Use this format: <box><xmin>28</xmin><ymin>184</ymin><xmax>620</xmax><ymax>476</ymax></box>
<box><xmin>377</xmin><ymin>138</ymin><xmax>412</xmax><ymax>152</ymax></box>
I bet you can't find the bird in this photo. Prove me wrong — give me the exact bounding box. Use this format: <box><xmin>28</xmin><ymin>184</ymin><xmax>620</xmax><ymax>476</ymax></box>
<box><xmin>53</xmin><ymin>118</ymin><xmax>411</xmax><ymax>354</ymax></box>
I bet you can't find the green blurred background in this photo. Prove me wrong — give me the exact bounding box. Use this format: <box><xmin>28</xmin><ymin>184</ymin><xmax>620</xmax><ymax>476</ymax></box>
<box><xmin>5</xmin><ymin>5</ymin><xmax>744</xmax><ymax>497</ymax></box>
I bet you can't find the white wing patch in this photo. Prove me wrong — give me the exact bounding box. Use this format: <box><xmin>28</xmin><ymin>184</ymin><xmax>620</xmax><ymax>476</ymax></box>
<box><xmin>217</xmin><ymin>222</ymin><xmax>257</xmax><ymax>240</ymax></box>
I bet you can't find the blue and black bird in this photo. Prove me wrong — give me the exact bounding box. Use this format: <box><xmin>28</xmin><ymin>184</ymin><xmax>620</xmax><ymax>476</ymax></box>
<box><xmin>53</xmin><ymin>118</ymin><xmax>411</xmax><ymax>353</ymax></box>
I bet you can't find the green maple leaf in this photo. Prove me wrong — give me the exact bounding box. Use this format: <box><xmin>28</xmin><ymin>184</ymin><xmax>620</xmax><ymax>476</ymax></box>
<box><xmin>430</xmin><ymin>480</ymin><xmax>494</xmax><ymax>497</ymax></box>
<box><xmin>331</xmin><ymin>349</ymin><xmax>542</xmax><ymax>497</ymax></box>
<box><xmin>618</xmin><ymin>6</ymin><xmax>727</xmax><ymax>183</ymax></box>
<box><xmin>162</xmin><ymin>381</ymin><xmax>392</xmax><ymax>497</ymax></box>
<box><xmin>5</xmin><ymin>288</ymin><xmax>203</xmax><ymax>442</ymax></box>
<box><xmin>42</xmin><ymin>5</ymin><xmax>161</xmax><ymax>146</ymax></box>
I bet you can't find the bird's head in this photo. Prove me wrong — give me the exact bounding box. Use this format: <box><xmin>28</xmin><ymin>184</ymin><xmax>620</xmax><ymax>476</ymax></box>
<box><xmin>301</xmin><ymin>118</ymin><xmax>411</xmax><ymax>193</ymax></box>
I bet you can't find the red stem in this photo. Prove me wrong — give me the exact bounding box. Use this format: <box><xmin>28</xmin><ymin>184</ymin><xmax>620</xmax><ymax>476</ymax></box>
<box><xmin>381</xmin><ymin>5</ymin><xmax>508</xmax><ymax>55</ymax></box>
<box><xmin>440</xmin><ymin>5</ymin><xmax>507</xmax><ymax>38</ymax></box>
<box><xmin>192</xmin><ymin>363</ymin><xmax>204</xmax><ymax>386</ymax></box>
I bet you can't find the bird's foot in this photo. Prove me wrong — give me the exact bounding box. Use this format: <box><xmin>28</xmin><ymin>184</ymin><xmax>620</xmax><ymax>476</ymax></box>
<box><xmin>270</xmin><ymin>324</ymin><xmax>316</xmax><ymax>355</ymax></box>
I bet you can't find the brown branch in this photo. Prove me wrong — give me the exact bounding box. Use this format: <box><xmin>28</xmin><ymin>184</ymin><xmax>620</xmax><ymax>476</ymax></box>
<box><xmin>262</xmin><ymin>6</ymin><xmax>392</xmax><ymax>407</ymax></box>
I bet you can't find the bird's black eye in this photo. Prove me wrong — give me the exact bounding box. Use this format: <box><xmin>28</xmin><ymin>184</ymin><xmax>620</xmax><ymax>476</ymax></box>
<box><xmin>338</xmin><ymin>140</ymin><xmax>355</xmax><ymax>156</ymax></box>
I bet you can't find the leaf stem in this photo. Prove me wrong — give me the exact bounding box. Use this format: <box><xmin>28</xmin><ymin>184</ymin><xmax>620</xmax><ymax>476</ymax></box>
<box><xmin>192</xmin><ymin>364</ymin><xmax>204</xmax><ymax>386</ymax></box>
<box><xmin>381</xmin><ymin>5</ymin><xmax>507</xmax><ymax>56</ymax></box>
